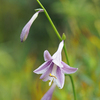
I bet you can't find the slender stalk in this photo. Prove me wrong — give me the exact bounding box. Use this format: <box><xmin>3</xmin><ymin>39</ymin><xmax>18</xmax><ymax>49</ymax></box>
<box><xmin>36</xmin><ymin>0</ymin><xmax>62</xmax><ymax>41</ymax></box>
<box><xmin>69</xmin><ymin>75</ymin><xmax>76</xmax><ymax>100</ymax></box>
<box><xmin>63</xmin><ymin>44</ymin><xmax>70</xmax><ymax>65</ymax></box>
<box><xmin>36</xmin><ymin>0</ymin><xmax>76</xmax><ymax>100</ymax></box>
<box><xmin>63</xmin><ymin>43</ymin><xmax>76</xmax><ymax>100</ymax></box>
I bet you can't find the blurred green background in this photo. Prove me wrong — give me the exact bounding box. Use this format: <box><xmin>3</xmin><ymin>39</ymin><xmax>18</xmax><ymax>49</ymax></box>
<box><xmin>0</xmin><ymin>0</ymin><xmax>100</xmax><ymax>100</ymax></box>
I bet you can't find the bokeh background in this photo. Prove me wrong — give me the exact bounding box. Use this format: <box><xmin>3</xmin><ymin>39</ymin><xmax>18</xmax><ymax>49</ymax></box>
<box><xmin>0</xmin><ymin>0</ymin><xmax>100</xmax><ymax>100</ymax></box>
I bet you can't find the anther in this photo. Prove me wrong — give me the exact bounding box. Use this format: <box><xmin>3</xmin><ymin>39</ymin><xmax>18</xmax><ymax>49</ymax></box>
<box><xmin>49</xmin><ymin>73</ymin><xmax>57</xmax><ymax>79</ymax></box>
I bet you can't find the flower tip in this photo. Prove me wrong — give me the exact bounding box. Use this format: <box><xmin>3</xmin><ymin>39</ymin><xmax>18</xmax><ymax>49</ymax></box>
<box><xmin>61</xmin><ymin>40</ymin><xmax>64</xmax><ymax>45</ymax></box>
<box><xmin>59</xmin><ymin>40</ymin><xmax>64</xmax><ymax>46</ymax></box>
<box><xmin>20</xmin><ymin>33</ymin><xmax>27</xmax><ymax>42</ymax></box>
<box><xmin>20</xmin><ymin>39</ymin><xmax>23</xmax><ymax>42</ymax></box>
<box><xmin>20</xmin><ymin>26</ymin><xmax>30</xmax><ymax>42</ymax></box>
<box><xmin>35</xmin><ymin>8</ymin><xmax>44</xmax><ymax>13</ymax></box>
<box><xmin>74</xmin><ymin>68</ymin><xmax>78</xmax><ymax>73</ymax></box>
<box><xmin>20</xmin><ymin>37</ymin><xmax>25</xmax><ymax>42</ymax></box>
<box><xmin>20</xmin><ymin>35</ymin><xmax>25</xmax><ymax>42</ymax></box>
<box><xmin>33</xmin><ymin>70</ymin><xmax>35</xmax><ymax>73</ymax></box>
<box><xmin>44</xmin><ymin>50</ymin><xmax>52</xmax><ymax>61</ymax></box>
<box><xmin>20</xmin><ymin>36</ymin><xmax>24</xmax><ymax>42</ymax></box>
<box><xmin>44</xmin><ymin>50</ymin><xmax>48</xmax><ymax>54</ymax></box>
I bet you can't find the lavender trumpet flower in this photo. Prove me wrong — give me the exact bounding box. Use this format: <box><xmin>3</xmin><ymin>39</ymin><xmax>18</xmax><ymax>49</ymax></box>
<box><xmin>33</xmin><ymin>40</ymin><xmax>78</xmax><ymax>100</ymax></box>
<box><xmin>20</xmin><ymin>9</ymin><xmax>43</xmax><ymax>42</ymax></box>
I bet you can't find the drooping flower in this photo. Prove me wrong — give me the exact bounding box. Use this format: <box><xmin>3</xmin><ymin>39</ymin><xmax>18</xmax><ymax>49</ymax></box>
<box><xmin>33</xmin><ymin>40</ymin><xmax>78</xmax><ymax>100</ymax></box>
<box><xmin>41</xmin><ymin>83</ymin><xmax>56</xmax><ymax>100</ymax></box>
<box><xmin>20</xmin><ymin>9</ymin><xmax>44</xmax><ymax>42</ymax></box>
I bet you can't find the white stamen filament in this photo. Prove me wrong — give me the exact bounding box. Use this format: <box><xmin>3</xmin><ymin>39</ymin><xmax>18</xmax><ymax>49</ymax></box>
<box><xmin>49</xmin><ymin>64</ymin><xmax>57</xmax><ymax>86</ymax></box>
<box><xmin>49</xmin><ymin>73</ymin><xmax>57</xmax><ymax>79</ymax></box>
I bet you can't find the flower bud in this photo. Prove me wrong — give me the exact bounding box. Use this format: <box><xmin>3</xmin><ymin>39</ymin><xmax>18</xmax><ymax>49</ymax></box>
<box><xmin>20</xmin><ymin>9</ymin><xmax>44</xmax><ymax>42</ymax></box>
<box><xmin>62</xmin><ymin>33</ymin><xmax>66</xmax><ymax>41</ymax></box>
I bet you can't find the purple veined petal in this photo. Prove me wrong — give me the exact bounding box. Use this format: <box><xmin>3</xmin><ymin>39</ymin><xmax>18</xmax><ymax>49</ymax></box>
<box><xmin>52</xmin><ymin>41</ymin><xmax>64</xmax><ymax>68</ymax></box>
<box><xmin>61</xmin><ymin>61</ymin><xmax>78</xmax><ymax>74</ymax></box>
<box><xmin>20</xmin><ymin>12</ymin><xmax>39</xmax><ymax>42</ymax></box>
<box><xmin>40</xmin><ymin>62</ymin><xmax>54</xmax><ymax>81</ymax></box>
<box><xmin>55</xmin><ymin>67</ymin><xmax>65</xmax><ymax>89</ymax></box>
<box><xmin>33</xmin><ymin>60</ymin><xmax>52</xmax><ymax>74</ymax></box>
<box><xmin>41</xmin><ymin>83</ymin><xmax>56</xmax><ymax>100</ymax></box>
<box><xmin>56</xmin><ymin>40</ymin><xmax>64</xmax><ymax>53</ymax></box>
<box><xmin>44</xmin><ymin>50</ymin><xmax>52</xmax><ymax>61</ymax></box>
<box><xmin>52</xmin><ymin>59</ymin><xmax>63</xmax><ymax>68</ymax></box>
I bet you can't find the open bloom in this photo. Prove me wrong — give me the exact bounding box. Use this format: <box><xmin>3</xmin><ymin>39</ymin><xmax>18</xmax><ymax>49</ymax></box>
<box><xmin>33</xmin><ymin>40</ymin><xmax>78</xmax><ymax>100</ymax></box>
<box><xmin>20</xmin><ymin>9</ymin><xmax>43</xmax><ymax>42</ymax></box>
<box><xmin>34</xmin><ymin>40</ymin><xmax>78</xmax><ymax>88</ymax></box>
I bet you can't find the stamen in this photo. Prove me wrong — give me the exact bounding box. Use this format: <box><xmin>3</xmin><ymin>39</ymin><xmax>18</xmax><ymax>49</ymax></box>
<box><xmin>49</xmin><ymin>73</ymin><xmax>57</xmax><ymax>79</ymax></box>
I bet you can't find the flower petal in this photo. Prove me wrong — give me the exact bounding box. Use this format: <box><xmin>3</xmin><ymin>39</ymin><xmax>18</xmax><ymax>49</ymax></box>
<box><xmin>33</xmin><ymin>60</ymin><xmax>52</xmax><ymax>74</ymax></box>
<box><xmin>41</xmin><ymin>83</ymin><xmax>56</xmax><ymax>100</ymax></box>
<box><xmin>40</xmin><ymin>62</ymin><xmax>54</xmax><ymax>81</ymax></box>
<box><xmin>20</xmin><ymin>12</ymin><xmax>39</xmax><ymax>42</ymax></box>
<box><xmin>44</xmin><ymin>50</ymin><xmax>52</xmax><ymax>61</ymax></box>
<box><xmin>61</xmin><ymin>61</ymin><xmax>78</xmax><ymax>74</ymax></box>
<box><xmin>55</xmin><ymin>67</ymin><xmax>65</xmax><ymax>89</ymax></box>
<box><xmin>52</xmin><ymin>41</ymin><xmax>64</xmax><ymax>68</ymax></box>
<box><xmin>56</xmin><ymin>40</ymin><xmax>64</xmax><ymax>53</ymax></box>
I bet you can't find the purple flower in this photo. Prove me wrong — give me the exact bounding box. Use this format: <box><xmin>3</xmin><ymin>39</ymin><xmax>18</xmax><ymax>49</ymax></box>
<box><xmin>34</xmin><ymin>40</ymin><xmax>78</xmax><ymax>88</ymax></box>
<box><xmin>41</xmin><ymin>83</ymin><xmax>56</xmax><ymax>100</ymax></box>
<box><xmin>20</xmin><ymin>9</ymin><xmax>43</xmax><ymax>42</ymax></box>
<box><xmin>33</xmin><ymin>40</ymin><xmax>78</xmax><ymax>100</ymax></box>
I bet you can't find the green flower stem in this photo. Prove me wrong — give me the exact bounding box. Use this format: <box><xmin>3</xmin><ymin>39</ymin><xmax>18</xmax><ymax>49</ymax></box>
<box><xmin>63</xmin><ymin>44</ymin><xmax>70</xmax><ymax>65</ymax></box>
<box><xmin>36</xmin><ymin>0</ymin><xmax>76</xmax><ymax>100</ymax></box>
<box><xmin>65</xmin><ymin>75</ymin><xmax>76</xmax><ymax>100</ymax></box>
<box><xmin>63</xmin><ymin>43</ymin><xmax>76</xmax><ymax>100</ymax></box>
<box><xmin>37</xmin><ymin>0</ymin><xmax>62</xmax><ymax>41</ymax></box>
<box><xmin>69</xmin><ymin>74</ymin><xmax>76</xmax><ymax>100</ymax></box>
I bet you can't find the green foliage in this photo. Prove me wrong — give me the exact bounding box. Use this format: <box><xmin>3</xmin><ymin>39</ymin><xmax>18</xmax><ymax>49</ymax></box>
<box><xmin>0</xmin><ymin>0</ymin><xmax>100</xmax><ymax>100</ymax></box>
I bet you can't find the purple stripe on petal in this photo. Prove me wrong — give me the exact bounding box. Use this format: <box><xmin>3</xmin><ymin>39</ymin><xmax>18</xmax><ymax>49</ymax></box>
<box><xmin>52</xmin><ymin>41</ymin><xmax>64</xmax><ymax>68</ymax></box>
<box><xmin>56</xmin><ymin>67</ymin><xmax>64</xmax><ymax>89</ymax></box>
<box><xmin>33</xmin><ymin>60</ymin><xmax>52</xmax><ymax>74</ymax></box>
<box><xmin>56</xmin><ymin>40</ymin><xmax>64</xmax><ymax>53</ymax></box>
<box><xmin>20</xmin><ymin>23</ymin><xmax>30</xmax><ymax>42</ymax></box>
<box><xmin>44</xmin><ymin>50</ymin><xmax>52</xmax><ymax>61</ymax></box>
<box><xmin>20</xmin><ymin>12</ymin><xmax>39</xmax><ymax>42</ymax></box>
<box><xmin>61</xmin><ymin>61</ymin><xmax>78</xmax><ymax>74</ymax></box>
<box><xmin>41</xmin><ymin>83</ymin><xmax>56</xmax><ymax>100</ymax></box>
<box><xmin>40</xmin><ymin>63</ymin><xmax>54</xmax><ymax>81</ymax></box>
